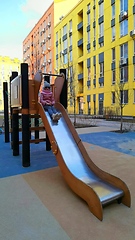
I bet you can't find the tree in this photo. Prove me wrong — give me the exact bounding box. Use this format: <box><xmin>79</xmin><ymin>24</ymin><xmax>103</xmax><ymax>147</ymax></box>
<box><xmin>58</xmin><ymin>51</ymin><xmax>78</xmax><ymax>126</ymax></box>
<box><xmin>113</xmin><ymin>63</ymin><xmax>131</xmax><ymax>133</ymax></box>
<box><xmin>67</xmin><ymin>66</ymin><xmax>77</xmax><ymax>125</ymax></box>
<box><xmin>115</xmin><ymin>82</ymin><xmax>127</xmax><ymax>132</ymax></box>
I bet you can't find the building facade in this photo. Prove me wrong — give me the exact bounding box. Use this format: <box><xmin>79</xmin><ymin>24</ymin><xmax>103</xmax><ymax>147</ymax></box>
<box><xmin>23</xmin><ymin>0</ymin><xmax>80</xmax><ymax>83</ymax></box>
<box><xmin>23</xmin><ymin>0</ymin><xmax>135</xmax><ymax>117</ymax></box>
<box><xmin>23</xmin><ymin>3</ymin><xmax>54</xmax><ymax>81</ymax></box>
<box><xmin>54</xmin><ymin>0</ymin><xmax>135</xmax><ymax>117</ymax></box>
<box><xmin>0</xmin><ymin>56</ymin><xmax>21</xmax><ymax>112</ymax></box>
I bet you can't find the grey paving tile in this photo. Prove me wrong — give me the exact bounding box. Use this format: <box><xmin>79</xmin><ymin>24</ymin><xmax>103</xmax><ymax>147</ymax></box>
<box><xmin>0</xmin><ymin>175</ymin><xmax>71</xmax><ymax>240</ymax></box>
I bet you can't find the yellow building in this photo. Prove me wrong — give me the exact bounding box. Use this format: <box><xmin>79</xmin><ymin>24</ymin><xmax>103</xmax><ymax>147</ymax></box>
<box><xmin>0</xmin><ymin>56</ymin><xmax>21</xmax><ymax>111</ymax></box>
<box><xmin>54</xmin><ymin>0</ymin><xmax>135</xmax><ymax>117</ymax></box>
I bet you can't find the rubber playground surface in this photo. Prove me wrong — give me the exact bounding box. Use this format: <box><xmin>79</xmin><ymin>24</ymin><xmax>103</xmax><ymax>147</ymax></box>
<box><xmin>0</xmin><ymin>127</ymin><xmax>135</xmax><ymax>240</ymax></box>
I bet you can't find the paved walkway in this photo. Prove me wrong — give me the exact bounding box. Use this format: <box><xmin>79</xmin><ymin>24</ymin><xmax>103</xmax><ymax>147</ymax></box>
<box><xmin>0</xmin><ymin>126</ymin><xmax>135</xmax><ymax>240</ymax></box>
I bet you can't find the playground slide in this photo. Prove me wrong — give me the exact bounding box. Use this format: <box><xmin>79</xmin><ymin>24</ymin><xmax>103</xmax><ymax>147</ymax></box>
<box><xmin>38</xmin><ymin>102</ymin><xmax>131</xmax><ymax>220</ymax></box>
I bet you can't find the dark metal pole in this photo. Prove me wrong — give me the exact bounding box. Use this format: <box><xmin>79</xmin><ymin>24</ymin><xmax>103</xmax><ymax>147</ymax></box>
<box><xmin>10</xmin><ymin>72</ymin><xmax>18</xmax><ymax>148</ymax></box>
<box><xmin>42</xmin><ymin>73</ymin><xmax>63</xmax><ymax>77</ymax></box>
<box><xmin>44</xmin><ymin>75</ymin><xmax>51</xmax><ymax>150</ymax></box>
<box><xmin>3</xmin><ymin>82</ymin><xmax>9</xmax><ymax>142</ymax></box>
<box><xmin>46</xmin><ymin>133</ymin><xmax>51</xmax><ymax>151</ymax></box>
<box><xmin>44</xmin><ymin>75</ymin><xmax>50</xmax><ymax>83</ymax></box>
<box><xmin>12</xmin><ymin>109</ymin><xmax>19</xmax><ymax>155</ymax></box>
<box><xmin>34</xmin><ymin>114</ymin><xmax>39</xmax><ymax>143</ymax></box>
<box><xmin>60</xmin><ymin>69</ymin><xmax>67</xmax><ymax>109</ymax></box>
<box><xmin>21</xmin><ymin>63</ymin><xmax>30</xmax><ymax>167</ymax></box>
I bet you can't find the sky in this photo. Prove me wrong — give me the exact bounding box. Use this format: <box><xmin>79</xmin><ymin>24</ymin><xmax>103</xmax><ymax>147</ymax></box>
<box><xmin>0</xmin><ymin>0</ymin><xmax>53</xmax><ymax>60</ymax></box>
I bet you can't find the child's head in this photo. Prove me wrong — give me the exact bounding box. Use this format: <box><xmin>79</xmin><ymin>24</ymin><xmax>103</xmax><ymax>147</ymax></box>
<box><xmin>43</xmin><ymin>81</ymin><xmax>50</xmax><ymax>90</ymax></box>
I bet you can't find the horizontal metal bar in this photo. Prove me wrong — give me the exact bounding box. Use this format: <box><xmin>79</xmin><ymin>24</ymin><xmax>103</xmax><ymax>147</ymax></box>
<box><xmin>42</xmin><ymin>72</ymin><xmax>64</xmax><ymax>77</ymax></box>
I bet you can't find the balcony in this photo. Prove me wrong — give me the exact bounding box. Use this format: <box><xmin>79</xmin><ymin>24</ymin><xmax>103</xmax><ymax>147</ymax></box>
<box><xmin>77</xmin><ymin>38</ymin><xmax>83</xmax><ymax>47</ymax></box>
<box><xmin>77</xmin><ymin>21</ymin><xmax>83</xmax><ymax>31</ymax></box>
<box><xmin>78</xmin><ymin>73</ymin><xmax>83</xmax><ymax>80</ymax></box>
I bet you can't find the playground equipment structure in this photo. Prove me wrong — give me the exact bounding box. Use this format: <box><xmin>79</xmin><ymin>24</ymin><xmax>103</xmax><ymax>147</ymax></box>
<box><xmin>8</xmin><ymin>63</ymin><xmax>131</xmax><ymax>221</ymax></box>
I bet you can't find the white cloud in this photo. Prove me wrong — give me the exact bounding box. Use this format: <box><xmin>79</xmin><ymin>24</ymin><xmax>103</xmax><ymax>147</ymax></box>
<box><xmin>21</xmin><ymin>0</ymin><xmax>53</xmax><ymax>15</ymax></box>
<box><xmin>0</xmin><ymin>0</ymin><xmax>53</xmax><ymax>59</ymax></box>
<box><xmin>20</xmin><ymin>0</ymin><xmax>53</xmax><ymax>34</ymax></box>
<box><xmin>0</xmin><ymin>44</ymin><xmax>23</xmax><ymax>60</ymax></box>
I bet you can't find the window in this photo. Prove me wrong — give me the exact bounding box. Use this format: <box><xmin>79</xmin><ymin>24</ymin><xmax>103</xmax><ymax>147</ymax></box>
<box><xmin>112</xmin><ymin>4</ymin><xmax>115</xmax><ymax>19</ymax></box>
<box><xmin>56</xmin><ymin>32</ymin><xmax>58</xmax><ymax>42</ymax></box>
<box><xmin>56</xmin><ymin>59</ymin><xmax>58</xmax><ymax>70</ymax></box>
<box><xmin>87</xmin><ymin>30</ymin><xmax>90</xmax><ymax>44</ymax></box>
<box><xmin>112</xmin><ymin>48</ymin><xmax>115</xmax><ymax>62</ymax></box>
<box><xmin>99</xmin><ymin>2</ymin><xmax>104</xmax><ymax>17</ymax></box>
<box><xmin>87</xmin><ymin>4</ymin><xmax>90</xmax><ymax>25</ymax></box>
<box><xmin>134</xmin><ymin>65</ymin><xmax>135</xmax><ymax>80</ymax></box>
<box><xmin>120</xmin><ymin>66</ymin><xmax>128</xmax><ymax>82</ymax></box>
<box><xmin>112</xmin><ymin>92</ymin><xmax>115</xmax><ymax>104</ymax></box>
<box><xmin>63</xmin><ymin>24</ymin><xmax>67</xmax><ymax>35</ymax></box>
<box><xmin>120</xmin><ymin>20</ymin><xmax>128</xmax><ymax>37</ymax></box>
<box><xmin>120</xmin><ymin>90</ymin><xmax>128</xmax><ymax>104</ymax></box>
<box><xmin>69</xmin><ymin>20</ymin><xmax>72</xmax><ymax>31</ymax></box>
<box><xmin>112</xmin><ymin>70</ymin><xmax>115</xmax><ymax>84</ymax></box>
<box><xmin>94</xmin><ymin>65</ymin><xmax>96</xmax><ymax>78</ymax></box>
<box><xmin>99</xmin><ymin>62</ymin><xmax>104</xmax><ymax>77</ymax></box>
<box><xmin>69</xmin><ymin>34</ymin><xmax>72</xmax><ymax>47</ymax></box>
<box><xmin>69</xmin><ymin>66</ymin><xmax>73</xmax><ymax>95</ymax></box>
<box><xmin>120</xmin><ymin>0</ymin><xmax>128</xmax><ymax>12</ymax></box>
<box><xmin>112</xmin><ymin>26</ymin><xmax>115</xmax><ymax>41</ymax></box>
<box><xmin>99</xmin><ymin>22</ymin><xmax>104</xmax><ymax>37</ymax></box>
<box><xmin>56</xmin><ymin>45</ymin><xmax>58</xmax><ymax>55</ymax></box>
<box><xmin>94</xmin><ymin>27</ymin><xmax>96</xmax><ymax>40</ymax></box>
<box><xmin>93</xmin><ymin>8</ymin><xmax>96</xmax><ymax>20</ymax></box>
<box><xmin>48</xmin><ymin>14</ymin><xmax>51</xmax><ymax>23</ymax></box>
<box><xmin>63</xmin><ymin>38</ymin><xmax>67</xmax><ymax>50</ymax></box>
<box><xmin>134</xmin><ymin>89</ymin><xmax>135</xmax><ymax>103</ymax></box>
<box><xmin>63</xmin><ymin>53</ymin><xmax>68</xmax><ymax>64</ymax></box>
<box><xmin>69</xmin><ymin>51</ymin><xmax>72</xmax><ymax>62</ymax></box>
<box><xmin>120</xmin><ymin>42</ymin><xmax>128</xmax><ymax>58</ymax></box>
<box><xmin>88</xmin><ymin>67</ymin><xmax>91</xmax><ymax>80</ymax></box>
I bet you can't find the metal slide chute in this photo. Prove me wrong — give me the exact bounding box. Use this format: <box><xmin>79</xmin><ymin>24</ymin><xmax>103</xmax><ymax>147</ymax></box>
<box><xmin>38</xmin><ymin>102</ymin><xmax>131</xmax><ymax>221</ymax></box>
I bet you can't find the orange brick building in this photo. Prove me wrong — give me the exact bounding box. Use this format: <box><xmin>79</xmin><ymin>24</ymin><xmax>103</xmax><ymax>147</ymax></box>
<box><xmin>23</xmin><ymin>3</ymin><xmax>54</xmax><ymax>82</ymax></box>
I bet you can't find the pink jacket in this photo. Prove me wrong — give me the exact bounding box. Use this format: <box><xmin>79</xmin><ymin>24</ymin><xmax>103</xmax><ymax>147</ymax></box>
<box><xmin>40</xmin><ymin>89</ymin><xmax>55</xmax><ymax>106</ymax></box>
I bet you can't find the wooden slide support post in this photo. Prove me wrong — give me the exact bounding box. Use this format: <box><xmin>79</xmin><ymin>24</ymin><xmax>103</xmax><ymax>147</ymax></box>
<box><xmin>3</xmin><ymin>82</ymin><xmax>9</xmax><ymax>143</ymax></box>
<box><xmin>21</xmin><ymin>63</ymin><xmax>30</xmax><ymax>167</ymax></box>
<box><xmin>10</xmin><ymin>72</ymin><xmax>18</xmax><ymax>148</ymax></box>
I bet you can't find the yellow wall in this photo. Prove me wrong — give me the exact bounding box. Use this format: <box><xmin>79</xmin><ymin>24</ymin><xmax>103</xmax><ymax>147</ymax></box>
<box><xmin>54</xmin><ymin>0</ymin><xmax>81</xmax><ymax>25</ymax></box>
<box><xmin>0</xmin><ymin>56</ymin><xmax>22</xmax><ymax>111</ymax></box>
<box><xmin>54</xmin><ymin>0</ymin><xmax>135</xmax><ymax>117</ymax></box>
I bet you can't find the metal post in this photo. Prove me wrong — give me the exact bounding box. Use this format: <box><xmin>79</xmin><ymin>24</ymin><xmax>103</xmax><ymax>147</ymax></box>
<box><xmin>44</xmin><ymin>75</ymin><xmax>51</xmax><ymax>150</ymax></box>
<box><xmin>21</xmin><ymin>63</ymin><xmax>30</xmax><ymax>167</ymax></box>
<box><xmin>60</xmin><ymin>69</ymin><xmax>67</xmax><ymax>109</ymax></box>
<box><xmin>34</xmin><ymin>114</ymin><xmax>39</xmax><ymax>143</ymax></box>
<box><xmin>10</xmin><ymin>72</ymin><xmax>18</xmax><ymax>148</ymax></box>
<box><xmin>46</xmin><ymin>133</ymin><xmax>51</xmax><ymax>151</ymax></box>
<box><xmin>12</xmin><ymin>110</ymin><xmax>19</xmax><ymax>156</ymax></box>
<box><xmin>3</xmin><ymin>82</ymin><xmax>9</xmax><ymax>142</ymax></box>
<box><xmin>44</xmin><ymin>75</ymin><xmax>50</xmax><ymax>83</ymax></box>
